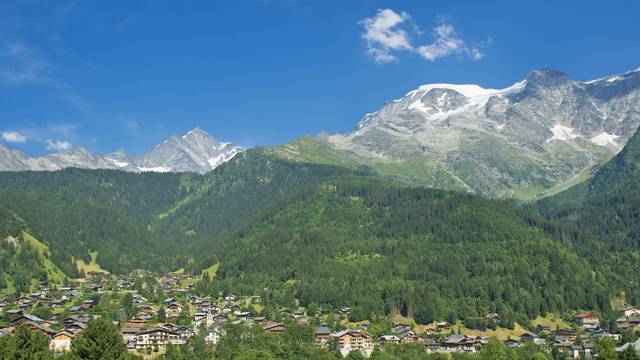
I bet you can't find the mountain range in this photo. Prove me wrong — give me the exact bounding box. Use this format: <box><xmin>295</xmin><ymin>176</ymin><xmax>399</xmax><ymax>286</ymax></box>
<box><xmin>2</xmin><ymin>67</ymin><xmax>640</xmax><ymax>199</ymax></box>
<box><xmin>0</xmin><ymin>128</ymin><xmax>242</xmax><ymax>174</ymax></box>
<box><xmin>2</xmin><ymin>101</ymin><xmax>640</xmax><ymax>324</ymax></box>
<box><xmin>279</xmin><ymin>68</ymin><xmax>640</xmax><ymax>199</ymax></box>
<box><xmin>2</xmin><ymin>123</ymin><xmax>639</xmax><ymax>323</ymax></box>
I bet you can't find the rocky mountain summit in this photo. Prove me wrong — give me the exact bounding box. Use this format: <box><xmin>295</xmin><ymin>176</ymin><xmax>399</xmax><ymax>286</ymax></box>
<box><xmin>314</xmin><ymin>68</ymin><xmax>640</xmax><ymax>198</ymax></box>
<box><xmin>0</xmin><ymin>128</ymin><xmax>242</xmax><ymax>174</ymax></box>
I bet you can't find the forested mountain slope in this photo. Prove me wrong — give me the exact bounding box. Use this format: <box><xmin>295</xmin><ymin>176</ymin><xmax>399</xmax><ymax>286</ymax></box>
<box><xmin>1</xmin><ymin>139</ymin><xmax>639</xmax><ymax>326</ymax></box>
<box><xmin>0</xmin><ymin>206</ymin><xmax>68</xmax><ymax>295</ymax></box>
<box><xmin>0</xmin><ymin>169</ymin><xmax>189</xmax><ymax>273</ymax></box>
<box><xmin>536</xmin><ymin>127</ymin><xmax>640</xmax><ymax>306</ymax></box>
<box><xmin>199</xmin><ymin>176</ymin><xmax>612</xmax><ymax>326</ymax></box>
<box><xmin>154</xmin><ymin>148</ymin><xmax>370</xmax><ymax>247</ymax></box>
<box><xmin>0</xmin><ymin>150</ymin><xmax>370</xmax><ymax>277</ymax></box>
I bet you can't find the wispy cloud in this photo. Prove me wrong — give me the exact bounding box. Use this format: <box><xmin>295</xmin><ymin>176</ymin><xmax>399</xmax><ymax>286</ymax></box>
<box><xmin>1</xmin><ymin>131</ymin><xmax>27</xmax><ymax>143</ymax></box>
<box><xmin>46</xmin><ymin>139</ymin><xmax>73</xmax><ymax>151</ymax></box>
<box><xmin>0</xmin><ymin>41</ymin><xmax>49</xmax><ymax>85</ymax></box>
<box><xmin>0</xmin><ymin>1</ymin><xmax>96</xmax><ymax>118</ymax></box>
<box><xmin>0</xmin><ymin>39</ymin><xmax>96</xmax><ymax>119</ymax></box>
<box><xmin>360</xmin><ymin>9</ymin><xmax>489</xmax><ymax>63</ymax></box>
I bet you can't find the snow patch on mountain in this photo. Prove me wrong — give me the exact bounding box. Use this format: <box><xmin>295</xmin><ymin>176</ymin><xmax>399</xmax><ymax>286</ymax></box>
<box><xmin>138</xmin><ymin>166</ymin><xmax>170</xmax><ymax>173</ymax></box>
<box><xmin>547</xmin><ymin>125</ymin><xmax>581</xmax><ymax>142</ymax></box>
<box><xmin>108</xmin><ymin>159</ymin><xmax>129</xmax><ymax>167</ymax></box>
<box><xmin>590</xmin><ymin>132</ymin><xmax>620</xmax><ymax>146</ymax></box>
<box><xmin>207</xmin><ymin>148</ymin><xmax>241</xmax><ymax>168</ymax></box>
<box><xmin>406</xmin><ymin>80</ymin><xmax>527</xmax><ymax>110</ymax></box>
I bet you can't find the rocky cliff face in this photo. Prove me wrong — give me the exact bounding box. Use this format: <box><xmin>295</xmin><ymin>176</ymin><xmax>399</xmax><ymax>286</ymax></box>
<box><xmin>320</xmin><ymin>68</ymin><xmax>640</xmax><ymax>198</ymax></box>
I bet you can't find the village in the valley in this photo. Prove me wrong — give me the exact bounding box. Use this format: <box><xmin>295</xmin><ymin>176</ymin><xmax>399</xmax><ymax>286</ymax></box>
<box><xmin>1</xmin><ymin>269</ymin><xmax>640</xmax><ymax>359</ymax></box>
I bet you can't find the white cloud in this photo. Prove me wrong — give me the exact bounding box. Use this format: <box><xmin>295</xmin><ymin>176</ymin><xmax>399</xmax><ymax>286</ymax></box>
<box><xmin>1</xmin><ymin>131</ymin><xmax>27</xmax><ymax>143</ymax></box>
<box><xmin>360</xmin><ymin>10</ymin><xmax>489</xmax><ymax>63</ymax></box>
<box><xmin>416</xmin><ymin>24</ymin><xmax>464</xmax><ymax>61</ymax></box>
<box><xmin>361</xmin><ymin>9</ymin><xmax>413</xmax><ymax>63</ymax></box>
<box><xmin>470</xmin><ymin>47</ymin><xmax>485</xmax><ymax>61</ymax></box>
<box><xmin>46</xmin><ymin>139</ymin><xmax>73</xmax><ymax>151</ymax></box>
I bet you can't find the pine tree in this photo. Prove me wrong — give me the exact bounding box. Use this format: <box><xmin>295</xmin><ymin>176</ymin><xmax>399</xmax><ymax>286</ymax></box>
<box><xmin>4</xmin><ymin>326</ymin><xmax>53</xmax><ymax>360</ymax></box>
<box><xmin>621</xmin><ymin>347</ymin><xmax>640</xmax><ymax>360</ymax></box>
<box><xmin>479</xmin><ymin>337</ymin><xmax>509</xmax><ymax>360</ymax></box>
<box><xmin>120</xmin><ymin>293</ymin><xmax>135</xmax><ymax>320</ymax></box>
<box><xmin>595</xmin><ymin>337</ymin><xmax>619</xmax><ymax>360</ymax></box>
<box><xmin>70</xmin><ymin>317</ymin><xmax>128</xmax><ymax>360</ymax></box>
<box><xmin>158</xmin><ymin>306</ymin><xmax>167</xmax><ymax>323</ymax></box>
<box><xmin>177</xmin><ymin>303</ymin><xmax>191</xmax><ymax>326</ymax></box>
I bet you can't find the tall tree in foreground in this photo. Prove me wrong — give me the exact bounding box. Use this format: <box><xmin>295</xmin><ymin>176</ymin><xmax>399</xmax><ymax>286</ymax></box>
<box><xmin>621</xmin><ymin>347</ymin><xmax>640</xmax><ymax>360</ymax></box>
<box><xmin>595</xmin><ymin>337</ymin><xmax>619</xmax><ymax>360</ymax></box>
<box><xmin>68</xmin><ymin>317</ymin><xmax>132</xmax><ymax>360</ymax></box>
<box><xmin>479</xmin><ymin>338</ymin><xmax>510</xmax><ymax>360</ymax></box>
<box><xmin>0</xmin><ymin>325</ymin><xmax>53</xmax><ymax>360</ymax></box>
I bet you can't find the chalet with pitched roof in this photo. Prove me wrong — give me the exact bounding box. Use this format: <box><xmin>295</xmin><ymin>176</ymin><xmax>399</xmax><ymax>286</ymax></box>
<box><xmin>378</xmin><ymin>335</ymin><xmax>400</xmax><ymax>347</ymax></box>
<box><xmin>332</xmin><ymin>329</ymin><xmax>374</xmax><ymax>357</ymax></box>
<box><xmin>264</xmin><ymin>323</ymin><xmax>285</xmax><ymax>333</ymax></box>
<box><xmin>574</xmin><ymin>313</ymin><xmax>599</xmax><ymax>330</ymax></box>
<box><xmin>315</xmin><ymin>326</ymin><xmax>332</xmax><ymax>345</ymax></box>
<box><xmin>49</xmin><ymin>330</ymin><xmax>78</xmax><ymax>354</ymax></box>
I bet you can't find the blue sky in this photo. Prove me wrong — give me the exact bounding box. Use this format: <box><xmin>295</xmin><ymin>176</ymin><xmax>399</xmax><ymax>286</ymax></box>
<box><xmin>1</xmin><ymin>0</ymin><xmax>639</xmax><ymax>156</ymax></box>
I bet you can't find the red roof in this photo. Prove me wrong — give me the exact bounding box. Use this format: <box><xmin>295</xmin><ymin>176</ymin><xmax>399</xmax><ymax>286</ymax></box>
<box><xmin>575</xmin><ymin>313</ymin><xmax>598</xmax><ymax>319</ymax></box>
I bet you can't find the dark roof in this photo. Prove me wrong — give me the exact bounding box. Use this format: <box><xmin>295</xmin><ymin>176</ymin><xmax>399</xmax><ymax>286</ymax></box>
<box><xmin>25</xmin><ymin>321</ymin><xmax>55</xmax><ymax>335</ymax></box>
<box><xmin>315</xmin><ymin>326</ymin><xmax>331</xmax><ymax>335</ymax></box>
<box><xmin>443</xmin><ymin>335</ymin><xmax>466</xmax><ymax>344</ymax></box>
<box><xmin>11</xmin><ymin>314</ymin><xmax>43</xmax><ymax>324</ymax></box>
<box><xmin>520</xmin><ymin>331</ymin><xmax>540</xmax><ymax>339</ymax></box>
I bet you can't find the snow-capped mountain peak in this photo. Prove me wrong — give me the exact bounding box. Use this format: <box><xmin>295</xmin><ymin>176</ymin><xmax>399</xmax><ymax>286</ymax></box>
<box><xmin>0</xmin><ymin>129</ymin><xmax>243</xmax><ymax>174</ymax></box>
<box><xmin>323</xmin><ymin>67</ymin><xmax>640</xmax><ymax>196</ymax></box>
<box><xmin>355</xmin><ymin>79</ymin><xmax>528</xmax><ymax>133</ymax></box>
<box><xmin>135</xmin><ymin>128</ymin><xmax>242</xmax><ymax>173</ymax></box>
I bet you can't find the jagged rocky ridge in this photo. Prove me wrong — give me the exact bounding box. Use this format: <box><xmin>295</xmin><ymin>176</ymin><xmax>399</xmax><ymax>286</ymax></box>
<box><xmin>307</xmin><ymin>68</ymin><xmax>640</xmax><ymax>198</ymax></box>
<box><xmin>0</xmin><ymin>128</ymin><xmax>242</xmax><ymax>174</ymax></box>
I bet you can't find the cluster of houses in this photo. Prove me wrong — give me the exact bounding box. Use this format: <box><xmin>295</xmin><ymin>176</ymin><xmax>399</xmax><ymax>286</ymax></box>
<box><xmin>308</xmin><ymin>311</ymin><xmax>635</xmax><ymax>358</ymax></box>
<box><xmin>0</xmin><ymin>310</ymin><xmax>91</xmax><ymax>354</ymax></box>
<box><xmin>615</xmin><ymin>306</ymin><xmax>640</xmax><ymax>331</ymax></box>
<box><xmin>4</xmin><ymin>270</ymin><xmax>640</xmax><ymax>359</ymax></box>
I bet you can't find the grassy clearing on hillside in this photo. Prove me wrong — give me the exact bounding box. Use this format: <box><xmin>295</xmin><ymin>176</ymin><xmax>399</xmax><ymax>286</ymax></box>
<box><xmin>76</xmin><ymin>251</ymin><xmax>109</xmax><ymax>275</ymax></box>
<box><xmin>0</xmin><ymin>278</ymin><xmax>16</xmax><ymax>297</ymax></box>
<box><xmin>611</xmin><ymin>295</ymin><xmax>627</xmax><ymax>312</ymax></box>
<box><xmin>461</xmin><ymin>323</ymin><xmax>527</xmax><ymax>340</ymax></box>
<box><xmin>21</xmin><ymin>231</ymin><xmax>67</xmax><ymax>284</ymax></box>
<box><xmin>531</xmin><ymin>314</ymin><xmax>571</xmax><ymax>330</ymax></box>
<box><xmin>391</xmin><ymin>315</ymin><xmax>530</xmax><ymax>341</ymax></box>
<box><xmin>273</xmin><ymin>136</ymin><xmax>361</xmax><ymax>169</ymax></box>
<box><xmin>201</xmin><ymin>263</ymin><xmax>219</xmax><ymax>278</ymax></box>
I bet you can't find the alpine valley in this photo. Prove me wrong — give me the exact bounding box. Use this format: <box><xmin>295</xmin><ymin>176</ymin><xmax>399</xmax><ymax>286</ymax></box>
<box><xmin>3</xmin><ymin>68</ymin><xmax>640</xmax><ymax>359</ymax></box>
